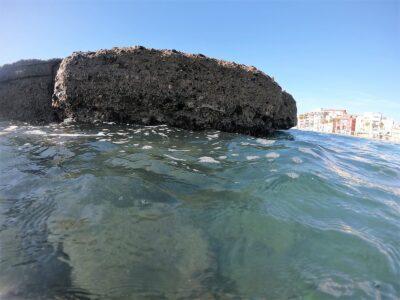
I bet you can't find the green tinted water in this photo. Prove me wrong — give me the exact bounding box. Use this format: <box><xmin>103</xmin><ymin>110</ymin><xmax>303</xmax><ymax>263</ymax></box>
<box><xmin>0</xmin><ymin>121</ymin><xmax>399</xmax><ymax>299</ymax></box>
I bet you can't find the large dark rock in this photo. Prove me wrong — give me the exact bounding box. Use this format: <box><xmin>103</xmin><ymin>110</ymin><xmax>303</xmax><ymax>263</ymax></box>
<box><xmin>0</xmin><ymin>59</ymin><xmax>61</xmax><ymax>123</ymax></box>
<box><xmin>53</xmin><ymin>46</ymin><xmax>296</xmax><ymax>135</ymax></box>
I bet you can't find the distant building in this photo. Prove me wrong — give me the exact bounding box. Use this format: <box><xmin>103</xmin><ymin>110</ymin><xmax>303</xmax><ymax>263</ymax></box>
<box><xmin>391</xmin><ymin>124</ymin><xmax>400</xmax><ymax>142</ymax></box>
<box><xmin>333</xmin><ymin>114</ymin><xmax>356</xmax><ymax>135</ymax></box>
<box><xmin>297</xmin><ymin>108</ymin><xmax>347</xmax><ymax>133</ymax></box>
<box><xmin>355</xmin><ymin>112</ymin><xmax>395</xmax><ymax>140</ymax></box>
<box><xmin>297</xmin><ymin>108</ymin><xmax>399</xmax><ymax>143</ymax></box>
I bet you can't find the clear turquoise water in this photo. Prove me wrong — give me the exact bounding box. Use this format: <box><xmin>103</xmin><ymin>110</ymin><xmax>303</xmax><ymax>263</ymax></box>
<box><xmin>0</xmin><ymin>120</ymin><xmax>399</xmax><ymax>299</ymax></box>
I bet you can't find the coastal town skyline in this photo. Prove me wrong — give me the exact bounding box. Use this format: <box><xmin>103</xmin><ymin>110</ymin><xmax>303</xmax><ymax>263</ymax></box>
<box><xmin>298</xmin><ymin>106</ymin><xmax>400</xmax><ymax>122</ymax></box>
<box><xmin>296</xmin><ymin>108</ymin><xmax>400</xmax><ymax>143</ymax></box>
<box><xmin>297</xmin><ymin>102</ymin><xmax>400</xmax><ymax>123</ymax></box>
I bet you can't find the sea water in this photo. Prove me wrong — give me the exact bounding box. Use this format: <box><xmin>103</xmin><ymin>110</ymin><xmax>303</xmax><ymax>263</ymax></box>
<box><xmin>0</xmin><ymin>120</ymin><xmax>399</xmax><ymax>299</ymax></box>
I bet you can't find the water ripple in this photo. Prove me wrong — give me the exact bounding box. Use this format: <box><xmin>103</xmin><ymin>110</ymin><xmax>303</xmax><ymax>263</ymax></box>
<box><xmin>0</xmin><ymin>121</ymin><xmax>399</xmax><ymax>299</ymax></box>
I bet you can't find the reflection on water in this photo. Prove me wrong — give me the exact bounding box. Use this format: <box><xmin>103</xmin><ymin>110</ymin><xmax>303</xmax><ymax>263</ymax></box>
<box><xmin>0</xmin><ymin>120</ymin><xmax>399</xmax><ymax>299</ymax></box>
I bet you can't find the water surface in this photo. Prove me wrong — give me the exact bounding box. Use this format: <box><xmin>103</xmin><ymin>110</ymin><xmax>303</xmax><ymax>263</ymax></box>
<box><xmin>0</xmin><ymin>120</ymin><xmax>399</xmax><ymax>299</ymax></box>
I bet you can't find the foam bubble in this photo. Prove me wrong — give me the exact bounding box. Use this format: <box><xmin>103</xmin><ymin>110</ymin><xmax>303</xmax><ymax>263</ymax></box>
<box><xmin>207</xmin><ymin>133</ymin><xmax>219</xmax><ymax>140</ymax></box>
<box><xmin>25</xmin><ymin>130</ymin><xmax>47</xmax><ymax>135</ymax></box>
<box><xmin>286</xmin><ymin>172</ymin><xmax>299</xmax><ymax>179</ymax></box>
<box><xmin>4</xmin><ymin>125</ymin><xmax>18</xmax><ymax>132</ymax></box>
<box><xmin>292</xmin><ymin>157</ymin><xmax>303</xmax><ymax>164</ymax></box>
<box><xmin>168</xmin><ymin>148</ymin><xmax>190</xmax><ymax>152</ymax></box>
<box><xmin>256</xmin><ymin>138</ymin><xmax>275</xmax><ymax>145</ymax></box>
<box><xmin>199</xmin><ymin>156</ymin><xmax>219</xmax><ymax>163</ymax></box>
<box><xmin>164</xmin><ymin>154</ymin><xmax>186</xmax><ymax>161</ymax></box>
<box><xmin>48</xmin><ymin>133</ymin><xmax>98</xmax><ymax>137</ymax></box>
<box><xmin>266</xmin><ymin>152</ymin><xmax>280</xmax><ymax>159</ymax></box>
<box><xmin>246</xmin><ymin>156</ymin><xmax>259</xmax><ymax>160</ymax></box>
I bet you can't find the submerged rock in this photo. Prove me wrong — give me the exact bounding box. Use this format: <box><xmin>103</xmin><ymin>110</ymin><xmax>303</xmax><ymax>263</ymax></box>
<box><xmin>0</xmin><ymin>59</ymin><xmax>61</xmax><ymax>123</ymax></box>
<box><xmin>53</xmin><ymin>46</ymin><xmax>297</xmax><ymax>136</ymax></box>
<box><xmin>48</xmin><ymin>202</ymin><xmax>215</xmax><ymax>298</ymax></box>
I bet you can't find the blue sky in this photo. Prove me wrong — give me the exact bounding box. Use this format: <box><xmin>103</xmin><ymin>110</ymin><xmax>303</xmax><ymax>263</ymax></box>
<box><xmin>1</xmin><ymin>0</ymin><xmax>399</xmax><ymax>120</ymax></box>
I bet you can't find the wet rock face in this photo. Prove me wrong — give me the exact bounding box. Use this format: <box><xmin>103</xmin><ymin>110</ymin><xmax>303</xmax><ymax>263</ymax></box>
<box><xmin>0</xmin><ymin>59</ymin><xmax>61</xmax><ymax>123</ymax></box>
<box><xmin>53</xmin><ymin>46</ymin><xmax>297</xmax><ymax>136</ymax></box>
